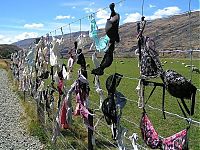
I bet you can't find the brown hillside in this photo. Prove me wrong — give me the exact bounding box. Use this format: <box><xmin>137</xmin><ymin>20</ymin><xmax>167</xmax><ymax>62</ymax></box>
<box><xmin>0</xmin><ymin>44</ymin><xmax>22</xmax><ymax>58</ymax></box>
<box><xmin>13</xmin><ymin>11</ymin><xmax>199</xmax><ymax>57</ymax></box>
<box><xmin>66</xmin><ymin>11</ymin><xmax>200</xmax><ymax>55</ymax></box>
<box><xmin>118</xmin><ymin>11</ymin><xmax>199</xmax><ymax>52</ymax></box>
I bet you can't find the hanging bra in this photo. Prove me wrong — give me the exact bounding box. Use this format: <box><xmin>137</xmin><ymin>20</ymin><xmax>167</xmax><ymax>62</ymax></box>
<box><xmin>140</xmin><ymin>110</ymin><xmax>189</xmax><ymax>150</ymax></box>
<box><xmin>140</xmin><ymin>111</ymin><xmax>162</xmax><ymax>149</ymax></box>
<box><xmin>59</xmin><ymin>96</ymin><xmax>70</xmax><ymax>129</ymax></box>
<box><xmin>74</xmin><ymin>92</ymin><xmax>91</xmax><ymax>119</ymax></box>
<box><xmin>161</xmin><ymin>69</ymin><xmax>197</xmax><ymax>116</ymax></box>
<box><xmin>73</xmin><ymin>75</ymin><xmax>91</xmax><ymax>120</ymax></box>
<box><xmin>102</xmin><ymin>73</ymin><xmax>123</xmax><ymax>124</ymax></box>
<box><xmin>162</xmin><ymin>129</ymin><xmax>188</xmax><ymax>150</ymax></box>
<box><xmin>89</xmin><ymin>18</ymin><xmax>110</xmax><ymax>52</ymax></box>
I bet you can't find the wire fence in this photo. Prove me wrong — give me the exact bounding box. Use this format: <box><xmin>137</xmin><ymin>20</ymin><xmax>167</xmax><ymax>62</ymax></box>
<box><xmin>9</xmin><ymin>49</ymin><xmax>200</xmax><ymax>149</ymax></box>
<box><xmin>8</xmin><ymin>0</ymin><xmax>200</xmax><ymax>149</ymax></box>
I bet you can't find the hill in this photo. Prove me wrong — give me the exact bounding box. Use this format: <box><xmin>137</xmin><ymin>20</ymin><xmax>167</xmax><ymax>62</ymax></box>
<box><xmin>0</xmin><ymin>44</ymin><xmax>22</xmax><ymax>59</ymax></box>
<box><xmin>13</xmin><ymin>11</ymin><xmax>199</xmax><ymax>57</ymax></box>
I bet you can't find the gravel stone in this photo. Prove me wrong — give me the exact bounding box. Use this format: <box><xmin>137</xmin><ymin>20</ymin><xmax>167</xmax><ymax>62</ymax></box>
<box><xmin>0</xmin><ymin>69</ymin><xmax>44</xmax><ymax>150</ymax></box>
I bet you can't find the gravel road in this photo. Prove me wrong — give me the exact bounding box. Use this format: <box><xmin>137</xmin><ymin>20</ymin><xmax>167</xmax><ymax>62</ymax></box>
<box><xmin>0</xmin><ymin>69</ymin><xmax>43</xmax><ymax>150</ymax></box>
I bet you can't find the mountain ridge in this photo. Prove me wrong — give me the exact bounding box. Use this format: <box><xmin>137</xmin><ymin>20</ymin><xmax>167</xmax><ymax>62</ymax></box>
<box><xmin>13</xmin><ymin>11</ymin><xmax>199</xmax><ymax>57</ymax></box>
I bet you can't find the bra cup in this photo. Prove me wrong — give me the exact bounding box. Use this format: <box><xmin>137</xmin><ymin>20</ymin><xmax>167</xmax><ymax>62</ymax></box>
<box><xmin>140</xmin><ymin>113</ymin><xmax>162</xmax><ymax>149</ymax></box>
<box><xmin>141</xmin><ymin>112</ymin><xmax>189</xmax><ymax>150</ymax></box>
<box><xmin>162</xmin><ymin>129</ymin><xmax>188</xmax><ymax>150</ymax></box>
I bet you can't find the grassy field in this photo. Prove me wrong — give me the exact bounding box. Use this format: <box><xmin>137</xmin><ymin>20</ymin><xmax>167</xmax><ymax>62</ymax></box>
<box><xmin>1</xmin><ymin>58</ymin><xmax>199</xmax><ymax>149</ymax></box>
<box><xmin>62</xmin><ymin>57</ymin><xmax>200</xmax><ymax>150</ymax></box>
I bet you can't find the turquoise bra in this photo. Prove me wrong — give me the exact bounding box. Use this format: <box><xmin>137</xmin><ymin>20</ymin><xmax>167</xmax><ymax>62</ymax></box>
<box><xmin>89</xmin><ymin>18</ymin><xmax>110</xmax><ymax>52</ymax></box>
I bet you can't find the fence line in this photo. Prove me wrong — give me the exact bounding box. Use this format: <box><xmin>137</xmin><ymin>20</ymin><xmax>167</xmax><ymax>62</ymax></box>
<box><xmin>36</xmin><ymin>105</ymin><xmax>72</xmax><ymax>149</ymax></box>
<box><xmin>160</xmin><ymin>49</ymin><xmax>200</xmax><ymax>53</ymax></box>
<box><xmin>90</xmin><ymin>84</ymin><xmax>200</xmax><ymax>126</ymax></box>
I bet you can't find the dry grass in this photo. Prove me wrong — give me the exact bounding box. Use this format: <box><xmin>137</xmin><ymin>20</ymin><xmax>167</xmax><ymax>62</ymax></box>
<box><xmin>0</xmin><ymin>59</ymin><xmax>8</xmax><ymax>69</ymax></box>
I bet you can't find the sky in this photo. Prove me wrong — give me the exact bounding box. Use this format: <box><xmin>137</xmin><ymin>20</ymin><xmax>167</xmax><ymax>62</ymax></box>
<box><xmin>0</xmin><ymin>0</ymin><xmax>199</xmax><ymax>44</ymax></box>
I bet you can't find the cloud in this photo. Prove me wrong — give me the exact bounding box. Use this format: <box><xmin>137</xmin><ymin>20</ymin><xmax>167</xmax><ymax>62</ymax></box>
<box><xmin>24</xmin><ymin>23</ymin><xmax>44</xmax><ymax>29</ymax></box>
<box><xmin>72</xmin><ymin>6</ymin><xmax>76</xmax><ymax>9</ymax></box>
<box><xmin>15</xmin><ymin>32</ymin><xmax>38</xmax><ymax>41</ymax></box>
<box><xmin>0</xmin><ymin>35</ymin><xmax>14</xmax><ymax>44</ymax></box>
<box><xmin>123</xmin><ymin>6</ymin><xmax>181</xmax><ymax>23</ymax></box>
<box><xmin>89</xmin><ymin>2</ymin><xmax>95</xmax><ymax>6</ymax></box>
<box><xmin>68</xmin><ymin>24</ymin><xmax>90</xmax><ymax>33</ymax></box>
<box><xmin>55</xmin><ymin>15</ymin><xmax>71</xmax><ymax>20</ymax></box>
<box><xmin>0</xmin><ymin>32</ymin><xmax>39</xmax><ymax>44</ymax></box>
<box><xmin>149</xmin><ymin>4</ymin><xmax>156</xmax><ymax>8</ymax></box>
<box><xmin>147</xmin><ymin>6</ymin><xmax>181</xmax><ymax>20</ymax></box>
<box><xmin>123</xmin><ymin>12</ymin><xmax>141</xmax><ymax>23</ymax></box>
<box><xmin>96</xmin><ymin>8</ymin><xmax>109</xmax><ymax>25</ymax></box>
<box><xmin>119</xmin><ymin>3</ymin><xmax>123</xmax><ymax>7</ymax></box>
<box><xmin>0</xmin><ymin>35</ymin><xmax>5</xmax><ymax>40</ymax></box>
<box><xmin>84</xmin><ymin>8</ymin><xmax>94</xmax><ymax>13</ymax></box>
<box><xmin>192</xmin><ymin>9</ymin><xmax>200</xmax><ymax>12</ymax></box>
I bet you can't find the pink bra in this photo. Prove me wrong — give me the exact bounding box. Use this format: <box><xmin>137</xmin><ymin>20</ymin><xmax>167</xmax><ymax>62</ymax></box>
<box><xmin>140</xmin><ymin>111</ymin><xmax>189</xmax><ymax>150</ymax></box>
<box><xmin>74</xmin><ymin>93</ymin><xmax>90</xmax><ymax>119</ymax></box>
<box><xmin>73</xmin><ymin>78</ymin><xmax>91</xmax><ymax>120</ymax></box>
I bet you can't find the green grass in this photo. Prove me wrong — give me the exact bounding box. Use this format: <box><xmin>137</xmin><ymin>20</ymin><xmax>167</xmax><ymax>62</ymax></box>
<box><xmin>43</xmin><ymin>57</ymin><xmax>199</xmax><ymax>149</ymax></box>
<box><xmin>67</xmin><ymin>57</ymin><xmax>200</xmax><ymax>150</ymax></box>
<box><xmin>1</xmin><ymin>58</ymin><xmax>199</xmax><ymax>149</ymax></box>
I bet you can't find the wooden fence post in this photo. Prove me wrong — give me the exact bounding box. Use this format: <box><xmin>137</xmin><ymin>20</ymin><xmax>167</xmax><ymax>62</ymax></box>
<box><xmin>88</xmin><ymin>109</ymin><xmax>94</xmax><ymax>150</ymax></box>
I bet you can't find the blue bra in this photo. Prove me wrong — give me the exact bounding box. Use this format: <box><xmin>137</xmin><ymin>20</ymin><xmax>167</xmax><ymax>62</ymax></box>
<box><xmin>89</xmin><ymin>18</ymin><xmax>110</xmax><ymax>52</ymax></box>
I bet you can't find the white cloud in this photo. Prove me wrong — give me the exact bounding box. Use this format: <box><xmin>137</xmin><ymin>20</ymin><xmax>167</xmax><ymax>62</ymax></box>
<box><xmin>24</xmin><ymin>23</ymin><xmax>44</xmax><ymax>29</ymax></box>
<box><xmin>0</xmin><ymin>35</ymin><xmax>12</xmax><ymax>44</ymax></box>
<box><xmin>0</xmin><ymin>36</ymin><xmax>14</xmax><ymax>44</ymax></box>
<box><xmin>72</xmin><ymin>6</ymin><xmax>76</xmax><ymax>9</ymax></box>
<box><xmin>123</xmin><ymin>6</ymin><xmax>181</xmax><ymax>23</ymax></box>
<box><xmin>96</xmin><ymin>8</ymin><xmax>109</xmax><ymax>25</ymax></box>
<box><xmin>84</xmin><ymin>8</ymin><xmax>94</xmax><ymax>13</ymax></box>
<box><xmin>149</xmin><ymin>4</ymin><xmax>156</xmax><ymax>8</ymax></box>
<box><xmin>123</xmin><ymin>12</ymin><xmax>141</xmax><ymax>23</ymax></box>
<box><xmin>192</xmin><ymin>9</ymin><xmax>200</xmax><ymax>12</ymax></box>
<box><xmin>147</xmin><ymin>6</ymin><xmax>181</xmax><ymax>20</ymax></box>
<box><xmin>72</xmin><ymin>16</ymin><xmax>75</xmax><ymax>19</ymax></box>
<box><xmin>0</xmin><ymin>32</ymin><xmax>39</xmax><ymax>44</ymax></box>
<box><xmin>96</xmin><ymin>19</ymin><xmax>106</xmax><ymax>25</ymax></box>
<box><xmin>89</xmin><ymin>2</ymin><xmax>95</xmax><ymax>6</ymax></box>
<box><xmin>55</xmin><ymin>15</ymin><xmax>71</xmax><ymax>20</ymax></box>
<box><xmin>69</xmin><ymin>24</ymin><xmax>90</xmax><ymax>33</ymax></box>
<box><xmin>15</xmin><ymin>32</ymin><xmax>38</xmax><ymax>41</ymax></box>
<box><xmin>0</xmin><ymin>35</ymin><xmax>4</xmax><ymax>40</ymax></box>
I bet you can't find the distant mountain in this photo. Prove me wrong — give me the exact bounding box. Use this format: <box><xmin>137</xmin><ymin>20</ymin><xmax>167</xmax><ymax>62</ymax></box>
<box><xmin>0</xmin><ymin>44</ymin><xmax>22</xmax><ymax>58</ymax></box>
<box><xmin>13</xmin><ymin>11</ymin><xmax>199</xmax><ymax>57</ymax></box>
<box><xmin>13</xmin><ymin>31</ymin><xmax>89</xmax><ymax>50</ymax></box>
<box><xmin>13</xmin><ymin>38</ymin><xmax>36</xmax><ymax>49</ymax></box>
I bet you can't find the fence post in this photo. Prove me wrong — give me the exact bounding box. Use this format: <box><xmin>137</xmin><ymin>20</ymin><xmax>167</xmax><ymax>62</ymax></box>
<box><xmin>24</xmin><ymin>90</ymin><xmax>25</xmax><ymax>102</ymax></box>
<box><xmin>88</xmin><ymin>109</ymin><xmax>93</xmax><ymax>150</ymax></box>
